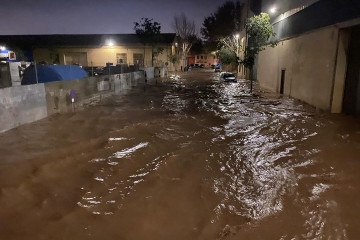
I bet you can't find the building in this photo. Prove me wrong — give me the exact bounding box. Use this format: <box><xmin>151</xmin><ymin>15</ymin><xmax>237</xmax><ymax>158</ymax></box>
<box><xmin>233</xmin><ymin>0</ymin><xmax>260</xmax><ymax>78</ymax></box>
<box><xmin>0</xmin><ymin>34</ymin><xmax>177</xmax><ymax>71</ymax></box>
<box><xmin>255</xmin><ymin>0</ymin><xmax>360</xmax><ymax>115</ymax></box>
<box><xmin>193</xmin><ymin>53</ymin><xmax>218</xmax><ymax>67</ymax></box>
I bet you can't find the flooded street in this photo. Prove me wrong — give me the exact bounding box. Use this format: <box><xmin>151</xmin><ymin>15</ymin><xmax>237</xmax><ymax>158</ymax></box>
<box><xmin>1</xmin><ymin>70</ymin><xmax>360</xmax><ymax>240</ymax></box>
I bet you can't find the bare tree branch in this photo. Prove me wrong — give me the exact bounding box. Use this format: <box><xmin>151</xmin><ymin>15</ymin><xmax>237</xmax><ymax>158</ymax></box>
<box><xmin>172</xmin><ymin>13</ymin><xmax>196</xmax><ymax>67</ymax></box>
<box><xmin>220</xmin><ymin>35</ymin><xmax>241</xmax><ymax>57</ymax></box>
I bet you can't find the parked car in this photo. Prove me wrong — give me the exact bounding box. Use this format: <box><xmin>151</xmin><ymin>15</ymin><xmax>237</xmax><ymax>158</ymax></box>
<box><xmin>211</xmin><ymin>64</ymin><xmax>216</xmax><ymax>69</ymax></box>
<box><xmin>220</xmin><ymin>72</ymin><xmax>237</xmax><ymax>82</ymax></box>
<box><xmin>194</xmin><ymin>63</ymin><xmax>200</xmax><ymax>68</ymax></box>
<box><xmin>215</xmin><ymin>66</ymin><xmax>221</xmax><ymax>72</ymax></box>
<box><xmin>200</xmin><ymin>64</ymin><xmax>205</xmax><ymax>68</ymax></box>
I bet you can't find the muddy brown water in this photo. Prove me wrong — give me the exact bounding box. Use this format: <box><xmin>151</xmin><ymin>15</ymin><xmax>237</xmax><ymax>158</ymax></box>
<box><xmin>0</xmin><ymin>70</ymin><xmax>360</xmax><ymax>240</ymax></box>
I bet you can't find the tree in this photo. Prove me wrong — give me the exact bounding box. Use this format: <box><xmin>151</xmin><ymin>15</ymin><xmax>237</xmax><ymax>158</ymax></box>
<box><xmin>189</xmin><ymin>37</ymin><xmax>204</xmax><ymax>55</ymax></box>
<box><xmin>217</xmin><ymin>47</ymin><xmax>237</xmax><ymax>65</ymax></box>
<box><xmin>167</xmin><ymin>52</ymin><xmax>180</xmax><ymax>70</ymax></box>
<box><xmin>134</xmin><ymin>18</ymin><xmax>163</xmax><ymax>66</ymax></box>
<box><xmin>172</xmin><ymin>13</ymin><xmax>196</xmax><ymax>69</ymax></box>
<box><xmin>220</xmin><ymin>34</ymin><xmax>241</xmax><ymax>73</ymax></box>
<box><xmin>220</xmin><ymin>35</ymin><xmax>241</xmax><ymax>57</ymax></box>
<box><xmin>201</xmin><ymin>1</ymin><xmax>242</xmax><ymax>50</ymax></box>
<box><xmin>241</xmin><ymin>13</ymin><xmax>277</xmax><ymax>92</ymax></box>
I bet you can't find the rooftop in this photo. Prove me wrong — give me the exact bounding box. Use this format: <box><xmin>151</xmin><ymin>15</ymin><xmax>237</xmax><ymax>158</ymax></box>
<box><xmin>0</xmin><ymin>33</ymin><xmax>176</xmax><ymax>49</ymax></box>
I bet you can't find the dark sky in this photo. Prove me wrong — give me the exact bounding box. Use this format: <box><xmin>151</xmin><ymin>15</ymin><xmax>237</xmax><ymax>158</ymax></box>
<box><xmin>0</xmin><ymin>0</ymin><xmax>245</xmax><ymax>35</ymax></box>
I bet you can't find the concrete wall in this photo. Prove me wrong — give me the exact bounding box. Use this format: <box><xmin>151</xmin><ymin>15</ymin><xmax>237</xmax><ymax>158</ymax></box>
<box><xmin>0</xmin><ymin>71</ymin><xmax>145</xmax><ymax>133</ymax></box>
<box><xmin>8</xmin><ymin>62</ymin><xmax>22</xmax><ymax>86</ymax></box>
<box><xmin>142</xmin><ymin>67</ymin><xmax>155</xmax><ymax>80</ymax></box>
<box><xmin>45</xmin><ymin>71</ymin><xmax>145</xmax><ymax>115</ymax></box>
<box><xmin>0</xmin><ymin>84</ymin><xmax>47</xmax><ymax>133</ymax></box>
<box><xmin>257</xmin><ymin>26</ymin><xmax>339</xmax><ymax>110</ymax></box>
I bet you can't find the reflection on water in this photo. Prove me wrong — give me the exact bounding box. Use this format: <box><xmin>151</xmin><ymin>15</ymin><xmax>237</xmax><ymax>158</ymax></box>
<box><xmin>0</xmin><ymin>70</ymin><xmax>359</xmax><ymax>240</ymax></box>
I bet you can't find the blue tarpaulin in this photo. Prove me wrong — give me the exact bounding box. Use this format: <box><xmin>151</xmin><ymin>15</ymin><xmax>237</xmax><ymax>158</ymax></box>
<box><xmin>22</xmin><ymin>65</ymin><xmax>88</xmax><ymax>85</ymax></box>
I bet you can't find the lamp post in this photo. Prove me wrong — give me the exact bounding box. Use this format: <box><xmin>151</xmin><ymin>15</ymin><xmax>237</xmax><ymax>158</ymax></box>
<box><xmin>175</xmin><ymin>42</ymin><xmax>178</xmax><ymax>71</ymax></box>
<box><xmin>106</xmin><ymin>39</ymin><xmax>114</xmax><ymax>76</ymax></box>
<box><xmin>235</xmin><ymin>34</ymin><xmax>240</xmax><ymax>75</ymax></box>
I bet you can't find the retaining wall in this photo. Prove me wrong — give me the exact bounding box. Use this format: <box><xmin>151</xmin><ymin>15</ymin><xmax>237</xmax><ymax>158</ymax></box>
<box><xmin>0</xmin><ymin>84</ymin><xmax>48</xmax><ymax>133</ymax></box>
<box><xmin>0</xmin><ymin>71</ymin><xmax>145</xmax><ymax>133</ymax></box>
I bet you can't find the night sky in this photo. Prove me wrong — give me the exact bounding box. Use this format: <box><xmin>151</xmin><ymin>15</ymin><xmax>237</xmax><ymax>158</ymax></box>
<box><xmin>0</xmin><ymin>0</ymin><xmax>245</xmax><ymax>35</ymax></box>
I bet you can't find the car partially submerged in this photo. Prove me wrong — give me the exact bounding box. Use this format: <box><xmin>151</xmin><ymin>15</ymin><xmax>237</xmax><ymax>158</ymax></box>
<box><xmin>220</xmin><ymin>72</ymin><xmax>237</xmax><ymax>82</ymax></box>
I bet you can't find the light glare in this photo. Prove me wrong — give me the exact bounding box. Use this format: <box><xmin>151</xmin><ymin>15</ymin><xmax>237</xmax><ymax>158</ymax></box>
<box><xmin>107</xmin><ymin>40</ymin><xmax>114</xmax><ymax>47</ymax></box>
<box><xmin>270</xmin><ymin>7</ymin><xmax>277</xmax><ymax>14</ymax></box>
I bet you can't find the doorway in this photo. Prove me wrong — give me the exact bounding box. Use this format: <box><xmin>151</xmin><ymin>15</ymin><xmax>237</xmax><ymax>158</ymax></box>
<box><xmin>280</xmin><ymin>69</ymin><xmax>286</xmax><ymax>94</ymax></box>
<box><xmin>343</xmin><ymin>25</ymin><xmax>360</xmax><ymax>116</ymax></box>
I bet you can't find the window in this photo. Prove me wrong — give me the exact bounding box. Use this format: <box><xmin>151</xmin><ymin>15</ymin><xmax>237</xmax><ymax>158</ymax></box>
<box><xmin>133</xmin><ymin>53</ymin><xmax>144</xmax><ymax>66</ymax></box>
<box><xmin>201</xmin><ymin>56</ymin><xmax>203</xmax><ymax>59</ymax></box>
<box><xmin>116</xmin><ymin>53</ymin><xmax>127</xmax><ymax>64</ymax></box>
<box><xmin>197</xmin><ymin>56</ymin><xmax>199</xmax><ymax>59</ymax></box>
<box><xmin>213</xmin><ymin>56</ymin><xmax>216</xmax><ymax>59</ymax></box>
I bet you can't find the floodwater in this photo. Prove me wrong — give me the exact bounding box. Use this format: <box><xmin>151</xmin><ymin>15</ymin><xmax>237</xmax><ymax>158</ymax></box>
<box><xmin>0</xmin><ymin>70</ymin><xmax>360</xmax><ymax>240</ymax></box>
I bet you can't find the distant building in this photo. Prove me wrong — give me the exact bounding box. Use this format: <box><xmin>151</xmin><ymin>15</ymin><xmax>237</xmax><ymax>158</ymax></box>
<box><xmin>192</xmin><ymin>53</ymin><xmax>218</xmax><ymax>67</ymax></box>
<box><xmin>0</xmin><ymin>34</ymin><xmax>177</xmax><ymax>71</ymax></box>
<box><xmin>255</xmin><ymin>0</ymin><xmax>360</xmax><ymax>115</ymax></box>
<box><xmin>235</xmin><ymin>0</ymin><xmax>259</xmax><ymax>78</ymax></box>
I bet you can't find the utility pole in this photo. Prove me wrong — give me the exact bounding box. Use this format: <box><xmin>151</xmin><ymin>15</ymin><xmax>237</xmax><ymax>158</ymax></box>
<box><xmin>91</xmin><ymin>61</ymin><xmax>93</xmax><ymax>77</ymax></box>
<box><xmin>34</xmin><ymin>61</ymin><xmax>38</xmax><ymax>84</ymax></box>
<box><xmin>246</xmin><ymin>0</ymin><xmax>254</xmax><ymax>93</ymax></box>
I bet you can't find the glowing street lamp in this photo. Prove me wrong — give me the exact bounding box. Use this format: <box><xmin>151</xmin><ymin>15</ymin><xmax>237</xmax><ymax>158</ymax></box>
<box><xmin>0</xmin><ymin>46</ymin><xmax>6</xmax><ymax>51</ymax></box>
<box><xmin>105</xmin><ymin>40</ymin><xmax>115</xmax><ymax>75</ymax></box>
<box><xmin>107</xmin><ymin>40</ymin><xmax>114</xmax><ymax>47</ymax></box>
<box><xmin>270</xmin><ymin>7</ymin><xmax>277</xmax><ymax>14</ymax></box>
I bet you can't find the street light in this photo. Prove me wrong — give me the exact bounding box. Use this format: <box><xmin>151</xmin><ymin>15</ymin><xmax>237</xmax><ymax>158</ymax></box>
<box><xmin>270</xmin><ymin>7</ymin><xmax>277</xmax><ymax>14</ymax></box>
<box><xmin>107</xmin><ymin>39</ymin><xmax>114</xmax><ymax>47</ymax></box>
<box><xmin>235</xmin><ymin>34</ymin><xmax>240</xmax><ymax>39</ymax></box>
<box><xmin>0</xmin><ymin>46</ymin><xmax>6</xmax><ymax>51</ymax></box>
<box><xmin>105</xmin><ymin>39</ymin><xmax>115</xmax><ymax>76</ymax></box>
